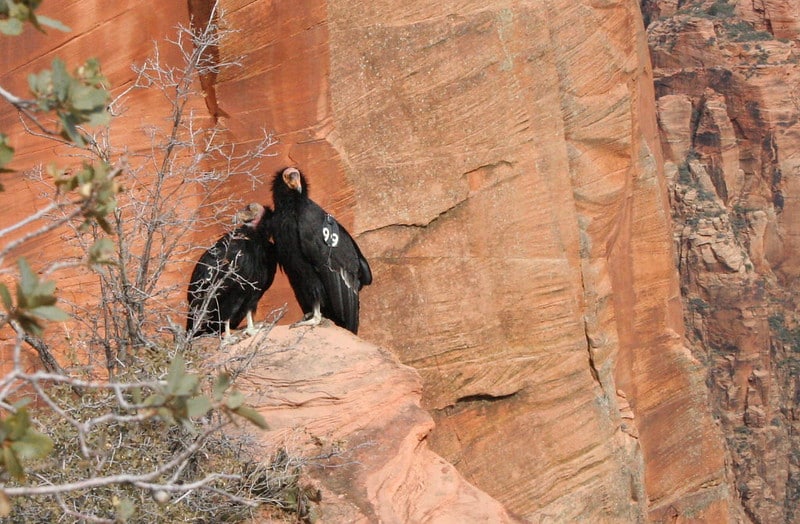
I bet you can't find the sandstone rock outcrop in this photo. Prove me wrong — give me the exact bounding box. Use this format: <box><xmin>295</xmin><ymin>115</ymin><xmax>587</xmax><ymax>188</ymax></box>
<box><xmin>646</xmin><ymin>0</ymin><xmax>800</xmax><ymax>521</ymax></box>
<box><xmin>213</xmin><ymin>324</ymin><xmax>518</xmax><ymax>523</ymax></box>
<box><xmin>332</xmin><ymin>2</ymin><xmax>736</xmax><ymax>520</ymax></box>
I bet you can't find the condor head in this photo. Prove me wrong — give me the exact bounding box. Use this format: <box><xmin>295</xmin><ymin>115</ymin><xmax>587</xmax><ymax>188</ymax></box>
<box><xmin>282</xmin><ymin>167</ymin><xmax>303</xmax><ymax>193</ymax></box>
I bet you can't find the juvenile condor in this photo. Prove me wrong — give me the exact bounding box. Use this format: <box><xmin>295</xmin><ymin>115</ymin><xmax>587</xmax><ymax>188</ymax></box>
<box><xmin>186</xmin><ymin>202</ymin><xmax>277</xmax><ymax>339</ymax></box>
<box><xmin>271</xmin><ymin>167</ymin><xmax>372</xmax><ymax>334</ymax></box>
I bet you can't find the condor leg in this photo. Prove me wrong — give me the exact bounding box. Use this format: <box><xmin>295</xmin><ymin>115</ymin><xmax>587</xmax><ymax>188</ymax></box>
<box><xmin>290</xmin><ymin>303</ymin><xmax>322</xmax><ymax>328</ymax></box>
<box><xmin>243</xmin><ymin>310</ymin><xmax>261</xmax><ymax>337</ymax></box>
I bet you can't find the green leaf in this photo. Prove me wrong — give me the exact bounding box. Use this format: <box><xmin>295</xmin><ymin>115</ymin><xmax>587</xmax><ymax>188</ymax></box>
<box><xmin>114</xmin><ymin>496</ymin><xmax>135</xmax><ymax>522</ymax></box>
<box><xmin>70</xmin><ymin>84</ymin><xmax>108</xmax><ymax>111</ymax></box>
<box><xmin>59</xmin><ymin>111</ymin><xmax>84</xmax><ymax>145</ymax></box>
<box><xmin>233</xmin><ymin>406</ymin><xmax>268</xmax><ymax>430</ymax></box>
<box><xmin>78</xmin><ymin>58</ymin><xmax>106</xmax><ymax>86</ymax></box>
<box><xmin>11</xmin><ymin>398</ymin><xmax>33</xmax><ymax>410</ymax></box>
<box><xmin>164</xmin><ymin>356</ymin><xmax>199</xmax><ymax>397</ymax></box>
<box><xmin>0</xmin><ymin>18</ymin><xmax>24</xmax><ymax>36</ymax></box>
<box><xmin>181</xmin><ymin>418</ymin><xmax>197</xmax><ymax>434</ymax></box>
<box><xmin>0</xmin><ymin>284</ymin><xmax>11</xmax><ymax>312</ymax></box>
<box><xmin>131</xmin><ymin>387</ymin><xmax>143</xmax><ymax>406</ymax></box>
<box><xmin>28</xmin><ymin>70</ymin><xmax>45</xmax><ymax>98</ymax></box>
<box><xmin>166</xmin><ymin>355</ymin><xmax>186</xmax><ymax>393</ymax></box>
<box><xmin>29</xmin><ymin>305</ymin><xmax>70</xmax><ymax>322</ymax></box>
<box><xmin>3</xmin><ymin>446</ymin><xmax>24</xmax><ymax>480</ymax></box>
<box><xmin>178</xmin><ymin>374</ymin><xmax>199</xmax><ymax>396</ymax></box>
<box><xmin>5</xmin><ymin>407</ymin><xmax>31</xmax><ymax>441</ymax></box>
<box><xmin>186</xmin><ymin>396</ymin><xmax>212</xmax><ymax>418</ymax></box>
<box><xmin>88</xmin><ymin>238</ymin><xmax>116</xmax><ymax>265</ymax></box>
<box><xmin>143</xmin><ymin>393</ymin><xmax>166</xmax><ymax>407</ymax></box>
<box><xmin>86</xmin><ymin>107</ymin><xmax>110</xmax><ymax>127</ymax></box>
<box><xmin>95</xmin><ymin>216</ymin><xmax>113</xmax><ymax>234</ymax></box>
<box><xmin>29</xmin><ymin>68</ymin><xmax>57</xmax><ymax>109</ymax></box>
<box><xmin>10</xmin><ymin>430</ymin><xmax>53</xmax><ymax>460</ymax></box>
<box><xmin>156</xmin><ymin>407</ymin><xmax>175</xmax><ymax>425</ymax></box>
<box><xmin>12</xmin><ymin>258</ymin><xmax>67</xmax><ymax>333</ymax></box>
<box><xmin>0</xmin><ymin>133</ymin><xmax>13</xmax><ymax>169</ymax></box>
<box><xmin>32</xmin><ymin>280</ymin><xmax>57</xmax><ymax>302</ymax></box>
<box><xmin>51</xmin><ymin>58</ymin><xmax>70</xmax><ymax>102</ymax></box>
<box><xmin>17</xmin><ymin>316</ymin><xmax>43</xmax><ymax>337</ymax></box>
<box><xmin>17</xmin><ymin>258</ymin><xmax>37</xmax><ymax>298</ymax></box>
<box><xmin>213</xmin><ymin>373</ymin><xmax>231</xmax><ymax>401</ymax></box>
<box><xmin>225</xmin><ymin>391</ymin><xmax>245</xmax><ymax>410</ymax></box>
<box><xmin>35</xmin><ymin>15</ymin><xmax>70</xmax><ymax>32</ymax></box>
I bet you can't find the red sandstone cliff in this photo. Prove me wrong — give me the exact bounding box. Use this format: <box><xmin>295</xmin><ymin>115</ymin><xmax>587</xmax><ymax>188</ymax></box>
<box><xmin>0</xmin><ymin>0</ymin><xmax>774</xmax><ymax>521</ymax></box>
<box><xmin>645</xmin><ymin>0</ymin><xmax>800</xmax><ymax>521</ymax></box>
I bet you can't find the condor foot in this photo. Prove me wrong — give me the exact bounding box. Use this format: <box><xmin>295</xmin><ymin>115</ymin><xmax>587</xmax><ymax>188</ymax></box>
<box><xmin>290</xmin><ymin>309</ymin><xmax>322</xmax><ymax>329</ymax></box>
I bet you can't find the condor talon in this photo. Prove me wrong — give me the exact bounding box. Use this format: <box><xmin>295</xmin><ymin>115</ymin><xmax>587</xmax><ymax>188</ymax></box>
<box><xmin>289</xmin><ymin>305</ymin><xmax>322</xmax><ymax>329</ymax></box>
<box><xmin>242</xmin><ymin>311</ymin><xmax>262</xmax><ymax>337</ymax></box>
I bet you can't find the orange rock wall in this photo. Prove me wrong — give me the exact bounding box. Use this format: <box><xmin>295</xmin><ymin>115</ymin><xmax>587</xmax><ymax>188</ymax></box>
<box><xmin>326</xmin><ymin>1</ymin><xmax>735</xmax><ymax>520</ymax></box>
<box><xmin>646</xmin><ymin>1</ymin><xmax>800</xmax><ymax>521</ymax></box>
<box><xmin>0</xmin><ymin>0</ymin><xmax>746</xmax><ymax>521</ymax></box>
<box><xmin>0</xmin><ymin>3</ymin><xmax>204</xmax><ymax>372</ymax></box>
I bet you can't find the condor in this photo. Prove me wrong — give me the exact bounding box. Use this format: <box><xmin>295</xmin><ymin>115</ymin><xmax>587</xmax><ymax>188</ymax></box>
<box><xmin>186</xmin><ymin>203</ymin><xmax>277</xmax><ymax>339</ymax></box>
<box><xmin>271</xmin><ymin>167</ymin><xmax>372</xmax><ymax>334</ymax></box>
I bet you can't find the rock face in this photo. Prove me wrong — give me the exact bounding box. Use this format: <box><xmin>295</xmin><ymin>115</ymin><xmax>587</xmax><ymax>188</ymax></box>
<box><xmin>217</xmin><ymin>325</ymin><xmax>518</xmax><ymax>523</ymax></box>
<box><xmin>646</xmin><ymin>1</ymin><xmax>800</xmax><ymax>522</ymax></box>
<box><xmin>329</xmin><ymin>2</ymin><xmax>736</xmax><ymax>520</ymax></box>
<box><xmin>1</xmin><ymin>0</ymin><xmax>772</xmax><ymax>521</ymax></box>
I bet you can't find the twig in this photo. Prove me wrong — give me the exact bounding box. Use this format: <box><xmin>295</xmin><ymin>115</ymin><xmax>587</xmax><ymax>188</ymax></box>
<box><xmin>1</xmin><ymin>423</ymin><xmax>223</xmax><ymax>497</ymax></box>
<box><xmin>22</xmin><ymin>334</ymin><xmax>67</xmax><ymax>375</ymax></box>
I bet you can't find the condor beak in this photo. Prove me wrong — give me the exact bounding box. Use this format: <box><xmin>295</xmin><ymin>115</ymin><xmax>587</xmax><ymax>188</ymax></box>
<box><xmin>283</xmin><ymin>168</ymin><xmax>303</xmax><ymax>193</ymax></box>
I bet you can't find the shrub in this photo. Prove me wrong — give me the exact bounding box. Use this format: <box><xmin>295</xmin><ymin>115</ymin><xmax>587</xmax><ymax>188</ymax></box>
<box><xmin>0</xmin><ymin>3</ymin><xmax>296</xmax><ymax>521</ymax></box>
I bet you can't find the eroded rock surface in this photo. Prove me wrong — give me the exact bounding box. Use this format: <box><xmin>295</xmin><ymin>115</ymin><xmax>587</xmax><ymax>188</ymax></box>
<box><xmin>646</xmin><ymin>0</ymin><xmax>800</xmax><ymax>520</ymax></box>
<box><xmin>214</xmin><ymin>325</ymin><xmax>518</xmax><ymax>523</ymax></box>
<box><xmin>0</xmin><ymin>0</ymin><xmax>762</xmax><ymax>521</ymax></box>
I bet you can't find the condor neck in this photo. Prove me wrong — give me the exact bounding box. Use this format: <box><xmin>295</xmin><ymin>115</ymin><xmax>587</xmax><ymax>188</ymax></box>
<box><xmin>277</xmin><ymin>189</ymin><xmax>307</xmax><ymax>211</ymax></box>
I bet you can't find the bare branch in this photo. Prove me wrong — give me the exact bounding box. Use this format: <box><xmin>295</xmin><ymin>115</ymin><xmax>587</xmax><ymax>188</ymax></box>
<box><xmin>2</xmin><ymin>423</ymin><xmax>221</xmax><ymax>497</ymax></box>
<box><xmin>22</xmin><ymin>335</ymin><xmax>67</xmax><ymax>375</ymax></box>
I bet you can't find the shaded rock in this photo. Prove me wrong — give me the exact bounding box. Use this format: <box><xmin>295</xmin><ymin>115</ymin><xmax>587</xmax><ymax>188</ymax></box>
<box><xmin>649</xmin><ymin>0</ymin><xmax>800</xmax><ymax>520</ymax></box>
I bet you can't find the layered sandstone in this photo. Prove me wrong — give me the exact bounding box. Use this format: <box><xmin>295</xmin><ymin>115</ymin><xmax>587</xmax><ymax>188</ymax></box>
<box><xmin>0</xmin><ymin>0</ymin><xmax>752</xmax><ymax>521</ymax></box>
<box><xmin>327</xmin><ymin>2</ymin><xmax>736</xmax><ymax>520</ymax></box>
<box><xmin>211</xmin><ymin>324</ymin><xmax>517</xmax><ymax>523</ymax></box>
<box><xmin>646</xmin><ymin>0</ymin><xmax>800</xmax><ymax>521</ymax></box>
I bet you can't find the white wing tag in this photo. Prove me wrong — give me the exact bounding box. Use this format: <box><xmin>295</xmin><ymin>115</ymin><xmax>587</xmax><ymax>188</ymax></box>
<box><xmin>322</xmin><ymin>214</ymin><xmax>340</xmax><ymax>247</ymax></box>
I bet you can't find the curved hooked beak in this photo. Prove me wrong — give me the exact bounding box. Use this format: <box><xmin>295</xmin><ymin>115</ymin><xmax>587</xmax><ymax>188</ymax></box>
<box><xmin>283</xmin><ymin>168</ymin><xmax>303</xmax><ymax>193</ymax></box>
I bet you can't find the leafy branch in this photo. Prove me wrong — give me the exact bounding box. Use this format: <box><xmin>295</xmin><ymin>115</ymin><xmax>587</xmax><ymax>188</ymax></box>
<box><xmin>0</xmin><ymin>0</ymin><xmax>70</xmax><ymax>36</ymax></box>
<box><xmin>0</xmin><ymin>258</ymin><xmax>69</xmax><ymax>336</ymax></box>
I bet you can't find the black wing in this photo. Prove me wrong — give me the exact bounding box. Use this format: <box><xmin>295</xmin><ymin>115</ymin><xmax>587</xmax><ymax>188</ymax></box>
<box><xmin>232</xmin><ymin>213</ymin><xmax>277</xmax><ymax>327</ymax></box>
<box><xmin>186</xmin><ymin>228</ymin><xmax>275</xmax><ymax>336</ymax></box>
<box><xmin>186</xmin><ymin>234</ymin><xmax>246</xmax><ymax>335</ymax></box>
<box><xmin>298</xmin><ymin>202</ymin><xmax>370</xmax><ymax>333</ymax></box>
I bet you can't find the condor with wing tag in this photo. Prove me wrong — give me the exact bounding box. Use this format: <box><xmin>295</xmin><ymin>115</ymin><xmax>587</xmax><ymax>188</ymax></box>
<box><xmin>271</xmin><ymin>167</ymin><xmax>372</xmax><ymax>334</ymax></box>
